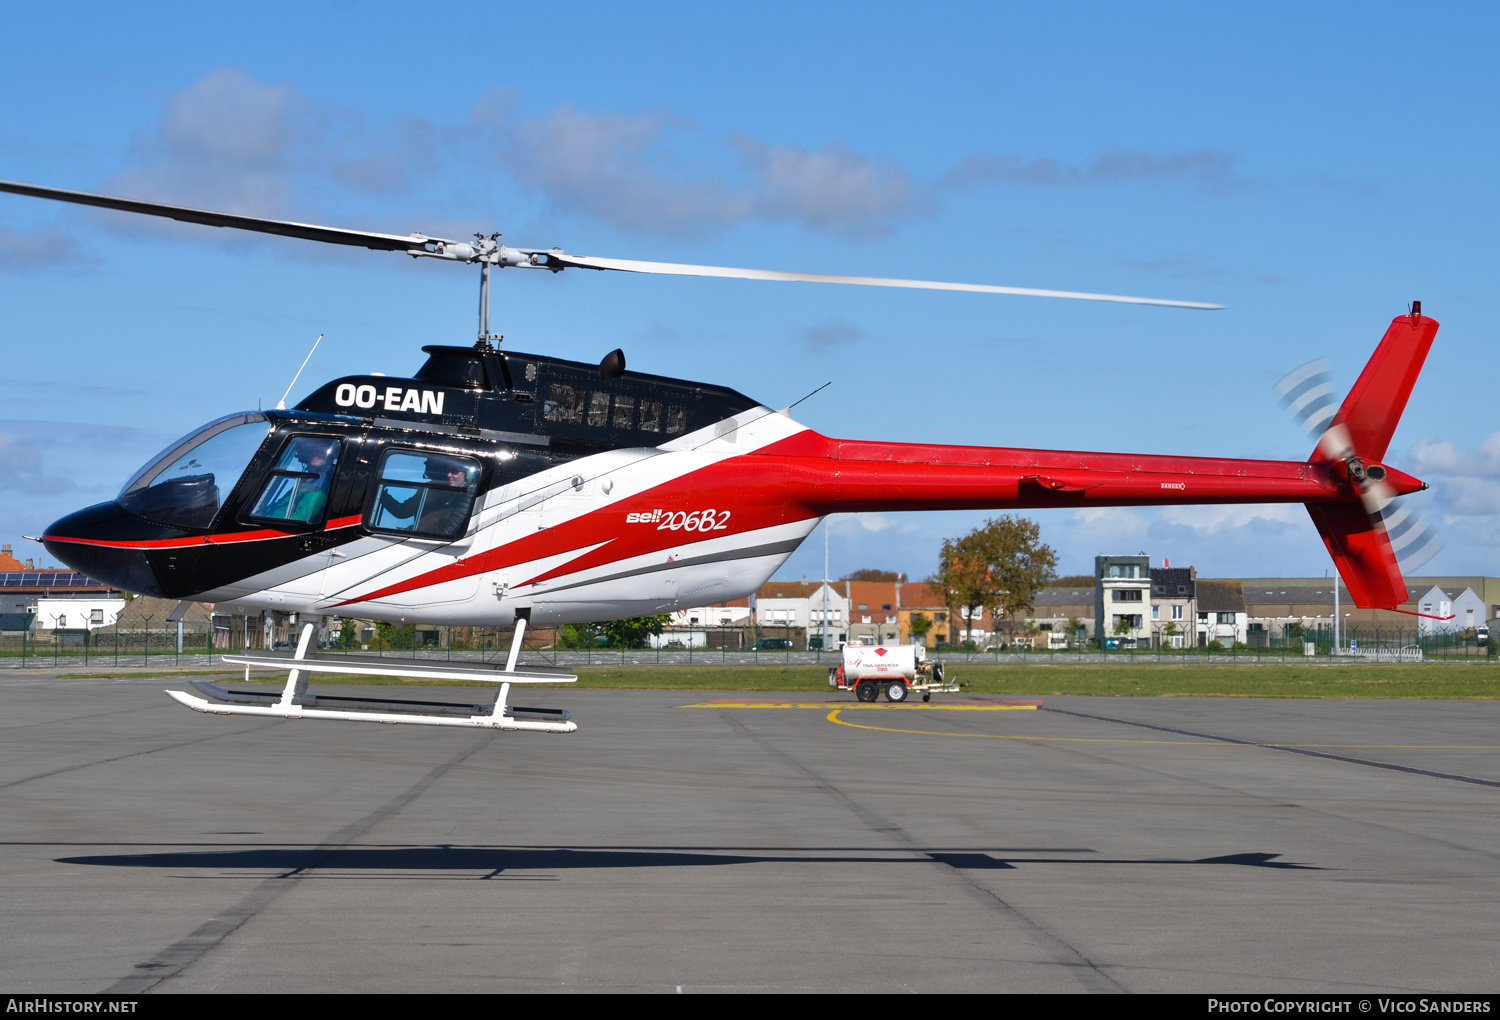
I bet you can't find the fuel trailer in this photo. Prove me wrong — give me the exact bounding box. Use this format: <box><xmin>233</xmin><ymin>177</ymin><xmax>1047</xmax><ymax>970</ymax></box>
<box><xmin>829</xmin><ymin>644</ymin><xmax>962</xmax><ymax>703</ymax></box>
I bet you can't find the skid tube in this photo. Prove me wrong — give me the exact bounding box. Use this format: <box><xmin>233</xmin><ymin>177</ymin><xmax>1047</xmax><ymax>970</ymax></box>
<box><xmin>167</xmin><ymin>616</ymin><xmax>579</xmax><ymax>734</ymax></box>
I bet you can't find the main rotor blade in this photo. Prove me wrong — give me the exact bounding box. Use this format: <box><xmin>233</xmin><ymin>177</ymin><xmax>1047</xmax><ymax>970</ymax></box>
<box><xmin>0</xmin><ymin>177</ymin><xmax>1224</xmax><ymax>308</ymax></box>
<box><xmin>541</xmin><ymin>253</ymin><xmax>1225</xmax><ymax>309</ymax></box>
<box><xmin>0</xmin><ymin>178</ymin><xmax>443</xmax><ymax>252</ymax></box>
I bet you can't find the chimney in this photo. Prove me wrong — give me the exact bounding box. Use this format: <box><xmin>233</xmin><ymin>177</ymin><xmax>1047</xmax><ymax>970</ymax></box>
<box><xmin>1</xmin><ymin>544</ymin><xmax>9</xmax><ymax>559</ymax></box>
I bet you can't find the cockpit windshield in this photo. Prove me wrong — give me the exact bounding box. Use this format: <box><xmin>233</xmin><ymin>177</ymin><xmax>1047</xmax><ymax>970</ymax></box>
<box><xmin>118</xmin><ymin>412</ymin><xmax>270</xmax><ymax>529</ymax></box>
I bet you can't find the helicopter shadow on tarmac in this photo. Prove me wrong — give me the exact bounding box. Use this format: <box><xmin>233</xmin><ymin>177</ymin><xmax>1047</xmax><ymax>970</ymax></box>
<box><xmin>55</xmin><ymin>844</ymin><xmax>1319</xmax><ymax>877</ymax></box>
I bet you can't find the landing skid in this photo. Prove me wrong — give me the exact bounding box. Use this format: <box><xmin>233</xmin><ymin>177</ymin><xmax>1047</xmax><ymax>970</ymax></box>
<box><xmin>166</xmin><ymin>617</ymin><xmax>578</xmax><ymax>734</ymax></box>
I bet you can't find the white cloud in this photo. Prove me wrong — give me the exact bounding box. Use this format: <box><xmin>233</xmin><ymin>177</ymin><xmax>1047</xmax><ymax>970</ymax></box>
<box><xmin>107</xmin><ymin>66</ymin><xmax>309</xmax><ymax>217</ymax></box>
<box><xmin>474</xmin><ymin>93</ymin><xmax>750</xmax><ymax>235</ymax></box>
<box><xmin>941</xmin><ymin>148</ymin><xmax>1247</xmax><ymax>191</ymax></box>
<box><xmin>0</xmin><ymin>226</ymin><xmax>78</xmax><ymax>268</ymax></box>
<box><xmin>803</xmin><ymin>320</ymin><xmax>864</xmax><ymax>347</ymax></box>
<box><xmin>731</xmin><ymin>134</ymin><xmax>916</xmax><ymax>237</ymax></box>
<box><xmin>1405</xmin><ymin>432</ymin><xmax>1500</xmax><ymax>516</ymax></box>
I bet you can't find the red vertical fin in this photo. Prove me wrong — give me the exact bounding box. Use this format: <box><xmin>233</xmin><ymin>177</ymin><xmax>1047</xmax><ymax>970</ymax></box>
<box><xmin>1314</xmin><ymin>312</ymin><xmax>1438</xmax><ymax>464</ymax></box>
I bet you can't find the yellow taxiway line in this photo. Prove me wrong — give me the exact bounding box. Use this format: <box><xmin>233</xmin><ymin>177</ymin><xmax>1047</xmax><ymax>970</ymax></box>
<box><xmin>678</xmin><ymin>701</ymin><xmax>1500</xmax><ymax>750</ymax></box>
<box><xmin>677</xmin><ymin>701</ymin><xmax>1038</xmax><ymax>711</ymax></box>
<box><xmin>822</xmin><ymin>709</ymin><xmax>1500</xmax><ymax>750</ymax></box>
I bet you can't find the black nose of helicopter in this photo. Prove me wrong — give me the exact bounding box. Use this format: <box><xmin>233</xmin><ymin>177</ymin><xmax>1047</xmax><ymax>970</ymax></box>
<box><xmin>42</xmin><ymin>501</ymin><xmax>171</xmax><ymax>598</ymax></box>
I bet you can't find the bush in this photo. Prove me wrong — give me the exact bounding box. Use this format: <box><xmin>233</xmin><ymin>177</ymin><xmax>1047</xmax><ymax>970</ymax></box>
<box><xmin>371</xmin><ymin>622</ymin><xmax>415</xmax><ymax>650</ymax></box>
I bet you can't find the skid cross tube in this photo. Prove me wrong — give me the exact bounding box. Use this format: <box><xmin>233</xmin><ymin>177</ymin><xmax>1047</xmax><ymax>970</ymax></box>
<box><xmin>167</xmin><ymin>620</ymin><xmax>577</xmax><ymax>733</ymax></box>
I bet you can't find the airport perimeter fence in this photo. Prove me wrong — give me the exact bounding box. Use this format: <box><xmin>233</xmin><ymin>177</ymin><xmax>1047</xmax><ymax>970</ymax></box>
<box><xmin>0</xmin><ymin>622</ymin><xmax>1494</xmax><ymax>669</ymax></box>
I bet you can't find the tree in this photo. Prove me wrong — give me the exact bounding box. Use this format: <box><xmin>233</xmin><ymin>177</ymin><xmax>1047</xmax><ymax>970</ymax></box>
<box><xmin>599</xmin><ymin>614</ymin><xmax>671</xmax><ymax>649</ymax></box>
<box><xmin>840</xmin><ymin>568</ymin><xmax>908</xmax><ymax>582</ymax></box>
<box><xmin>932</xmin><ymin>516</ymin><xmax>1058</xmax><ymax>646</ymax></box>
<box><xmin>1051</xmin><ymin>574</ymin><xmax>1095</xmax><ymax>588</ymax></box>
<box><xmin>559</xmin><ymin>623</ymin><xmax>599</xmax><ymax>650</ymax></box>
<box><xmin>1067</xmin><ymin>616</ymin><xmax>1085</xmax><ymax>648</ymax></box>
<box><xmin>907</xmin><ymin>612</ymin><xmax>933</xmax><ymax>645</ymax></box>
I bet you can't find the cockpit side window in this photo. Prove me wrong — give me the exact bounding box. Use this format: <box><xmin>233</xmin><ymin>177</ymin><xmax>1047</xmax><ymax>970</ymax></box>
<box><xmin>246</xmin><ymin>436</ymin><xmax>342</xmax><ymax>528</ymax></box>
<box><xmin>118</xmin><ymin>413</ymin><xmax>270</xmax><ymax>530</ymax></box>
<box><xmin>366</xmin><ymin>449</ymin><xmax>481</xmax><ymax>540</ymax></box>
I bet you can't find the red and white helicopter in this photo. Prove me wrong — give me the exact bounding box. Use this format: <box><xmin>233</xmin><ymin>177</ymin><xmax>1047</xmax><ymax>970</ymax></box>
<box><xmin>0</xmin><ymin>180</ymin><xmax>1443</xmax><ymax>734</ymax></box>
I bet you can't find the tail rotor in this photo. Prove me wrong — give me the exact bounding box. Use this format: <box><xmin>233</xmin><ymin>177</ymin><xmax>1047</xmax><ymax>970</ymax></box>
<box><xmin>1274</xmin><ymin>352</ymin><xmax>1443</xmax><ymax>578</ymax></box>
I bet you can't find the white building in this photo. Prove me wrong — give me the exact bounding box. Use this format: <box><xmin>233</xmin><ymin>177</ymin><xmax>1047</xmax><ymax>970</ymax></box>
<box><xmin>1095</xmin><ymin>555</ymin><xmax>1152</xmax><ymax>648</ymax></box>
<box><xmin>34</xmin><ymin>598</ymin><xmax>127</xmax><ymax>631</ymax></box>
<box><xmin>756</xmin><ymin>581</ymin><xmax>847</xmax><ymax>632</ymax></box>
<box><xmin>1416</xmin><ymin>585</ymin><xmax>1487</xmax><ymax>637</ymax></box>
<box><xmin>1195</xmin><ymin>579</ymin><xmax>1247</xmax><ymax>647</ymax></box>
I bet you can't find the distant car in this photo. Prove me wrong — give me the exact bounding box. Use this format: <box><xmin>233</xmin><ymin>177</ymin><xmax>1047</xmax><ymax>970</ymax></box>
<box><xmin>754</xmin><ymin>638</ymin><xmax>794</xmax><ymax>651</ymax></box>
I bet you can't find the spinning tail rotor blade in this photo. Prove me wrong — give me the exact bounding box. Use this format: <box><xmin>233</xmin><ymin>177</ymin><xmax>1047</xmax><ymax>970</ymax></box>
<box><xmin>1376</xmin><ymin>498</ymin><xmax>1444</xmax><ymax>573</ymax></box>
<box><xmin>1276</xmin><ymin>337</ymin><xmax>1444</xmax><ymax>584</ymax></box>
<box><xmin>1274</xmin><ymin>358</ymin><xmax>1339</xmax><ymax>438</ymax></box>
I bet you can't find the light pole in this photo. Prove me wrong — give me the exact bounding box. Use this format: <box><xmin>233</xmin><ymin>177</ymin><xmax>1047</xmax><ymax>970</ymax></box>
<box><xmin>821</xmin><ymin>518</ymin><xmax>830</xmax><ymax>653</ymax></box>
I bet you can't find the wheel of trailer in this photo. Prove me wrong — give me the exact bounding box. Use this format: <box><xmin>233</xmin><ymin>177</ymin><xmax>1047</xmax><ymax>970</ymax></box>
<box><xmin>885</xmin><ymin>681</ymin><xmax>908</xmax><ymax>703</ymax></box>
<box><xmin>856</xmin><ymin>681</ymin><xmax>879</xmax><ymax>703</ymax></box>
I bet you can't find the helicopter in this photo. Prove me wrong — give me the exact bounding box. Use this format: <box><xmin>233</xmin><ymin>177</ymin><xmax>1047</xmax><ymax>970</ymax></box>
<box><xmin>0</xmin><ymin>179</ymin><xmax>1444</xmax><ymax>734</ymax></box>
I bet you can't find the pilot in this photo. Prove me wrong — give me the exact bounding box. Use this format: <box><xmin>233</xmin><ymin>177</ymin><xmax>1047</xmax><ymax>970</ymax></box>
<box><xmin>269</xmin><ymin>444</ymin><xmax>336</xmax><ymax>524</ymax></box>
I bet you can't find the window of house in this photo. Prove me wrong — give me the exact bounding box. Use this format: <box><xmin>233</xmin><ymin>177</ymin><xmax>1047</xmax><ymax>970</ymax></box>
<box><xmin>1177</xmin><ymin>585</ymin><xmax>1187</xmax><ymax>594</ymax></box>
<box><xmin>1198</xmin><ymin>612</ymin><xmax>1208</xmax><ymax>621</ymax></box>
<box><xmin>881</xmin><ymin>604</ymin><xmax>892</xmax><ymax>611</ymax></box>
<box><xmin>1218</xmin><ymin>612</ymin><xmax>1237</xmax><ymax>624</ymax></box>
<box><xmin>935</xmin><ymin>613</ymin><xmax>945</xmax><ymax>622</ymax></box>
<box><xmin>57</xmin><ymin>614</ymin><xmax>68</xmax><ymax>628</ymax></box>
<box><xmin>1113</xmin><ymin>589</ymin><xmax>1142</xmax><ymax>602</ymax></box>
<box><xmin>1155</xmin><ymin>585</ymin><xmax>1166</xmax><ymax>593</ymax></box>
<box><xmin>858</xmin><ymin>603</ymin><xmax>868</xmax><ymax>610</ymax></box>
<box><xmin>1171</xmin><ymin>605</ymin><xmax>1183</xmax><ymax>620</ymax></box>
<box><xmin>367</xmin><ymin>449</ymin><xmax>481</xmax><ymax>540</ymax></box>
<box><xmin>1152</xmin><ymin>606</ymin><xmax>1160</xmax><ymax>620</ymax></box>
<box><xmin>885</xmin><ymin>615</ymin><xmax>896</xmax><ymax>624</ymax></box>
<box><xmin>861</xmin><ymin>615</ymin><xmax>872</xmax><ymax>624</ymax></box>
<box><xmin>90</xmin><ymin>609</ymin><xmax>104</xmax><ymax>625</ymax></box>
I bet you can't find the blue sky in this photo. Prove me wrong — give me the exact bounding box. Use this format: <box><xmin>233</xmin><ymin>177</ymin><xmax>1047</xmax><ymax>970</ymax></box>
<box><xmin>2</xmin><ymin>2</ymin><xmax>1497</xmax><ymax>581</ymax></box>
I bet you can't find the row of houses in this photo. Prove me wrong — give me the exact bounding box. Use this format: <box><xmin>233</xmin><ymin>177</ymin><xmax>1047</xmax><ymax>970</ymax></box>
<box><xmin>659</xmin><ymin>560</ymin><xmax>1500</xmax><ymax>651</ymax></box>
<box><xmin>3</xmin><ymin>541</ymin><xmax>1496</xmax><ymax>652</ymax></box>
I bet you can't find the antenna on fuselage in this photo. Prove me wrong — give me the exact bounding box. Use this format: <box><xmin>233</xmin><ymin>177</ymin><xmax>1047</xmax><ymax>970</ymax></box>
<box><xmin>275</xmin><ymin>334</ymin><xmax>323</xmax><ymax>411</ymax></box>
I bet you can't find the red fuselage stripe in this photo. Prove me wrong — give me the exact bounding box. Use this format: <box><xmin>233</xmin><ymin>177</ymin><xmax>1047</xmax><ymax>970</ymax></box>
<box><xmin>45</xmin><ymin>514</ymin><xmax>365</xmax><ymax>550</ymax></box>
<box><xmin>332</xmin><ymin>431</ymin><xmax>1375</xmax><ymax>607</ymax></box>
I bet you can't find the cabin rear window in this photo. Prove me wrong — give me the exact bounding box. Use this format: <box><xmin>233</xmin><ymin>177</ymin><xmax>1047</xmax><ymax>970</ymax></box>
<box><xmin>543</xmin><ymin>383</ymin><xmax>583</xmax><ymax>423</ymax></box>
<box><xmin>612</xmin><ymin>395</ymin><xmax>635</xmax><ymax>429</ymax></box>
<box><xmin>665</xmin><ymin>405</ymin><xmax>688</xmax><ymax>435</ymax></box>
<box><xmin>366</xmin><ymin>450</ymin><xmax>481</xmax><ymax>540</ymax></box>
<box><xmin>586</xmin><ymin>391</ymin><xmax>610</xmax><ymax>427</ymax></box>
